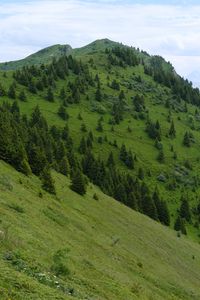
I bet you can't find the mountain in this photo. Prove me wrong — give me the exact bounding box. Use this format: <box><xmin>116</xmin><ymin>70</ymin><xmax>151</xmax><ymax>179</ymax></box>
<box><xmin>1</xmin><ymin>38</ymin><xmax>200</xmax><ymax>298</ymax></box>
<box><xmin>0</xmin><ymin>44</ymin><xmax>72</xmax><ymax>70</ymax></box>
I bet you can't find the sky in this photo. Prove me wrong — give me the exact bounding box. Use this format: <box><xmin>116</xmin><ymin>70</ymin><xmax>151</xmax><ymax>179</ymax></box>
<box><xmin>0</xmin><ymin>0</ymin><xmax>200</xmax><ymax>85</ymax></box>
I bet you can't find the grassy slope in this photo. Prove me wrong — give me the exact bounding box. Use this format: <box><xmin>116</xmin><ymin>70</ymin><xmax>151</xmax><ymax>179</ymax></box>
<box><xmin>0</xmin><ymin>160</ymin><xmax>200</xmax><ymax>300</ymax></box>
<box><xmin>0</xmin><ymin>44</ymin><xmax>72</xmax><ymax>70</ymax></box>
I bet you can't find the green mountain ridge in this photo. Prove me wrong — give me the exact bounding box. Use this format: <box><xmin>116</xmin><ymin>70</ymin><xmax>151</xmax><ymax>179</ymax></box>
<box><xmin>0</xmin><ymin>44</ymin><xmax>72</xmax><ymax>70</ymax></box>
<box><xmin>0</xmin><ymin>38</ymin><xmax>200</xmax><ymax>299</ymax></box>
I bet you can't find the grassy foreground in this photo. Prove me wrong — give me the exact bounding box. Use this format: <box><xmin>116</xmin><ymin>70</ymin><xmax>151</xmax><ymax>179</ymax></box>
<box><xmin>0</xmin><ymin>160</ymin><xmax>200</xmax><ymax>300</ymax></box>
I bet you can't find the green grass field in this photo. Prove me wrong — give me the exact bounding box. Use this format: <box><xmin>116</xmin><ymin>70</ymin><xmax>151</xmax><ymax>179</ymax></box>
<box><xmin>0</xmin><ymin>160</ymin><xmax>200</xmax><ymax>300</ymax></box>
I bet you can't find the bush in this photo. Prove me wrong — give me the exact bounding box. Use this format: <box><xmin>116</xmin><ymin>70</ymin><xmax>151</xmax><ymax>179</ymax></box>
<box><xmin>51</xmin><ymin>249</ymin><xmax>70</xmax><ymax>277</ymax></box>
<box><xmin>93</xmin><ymin>193</ymin><xmax>99</xmax><ymax>201</ymax></box>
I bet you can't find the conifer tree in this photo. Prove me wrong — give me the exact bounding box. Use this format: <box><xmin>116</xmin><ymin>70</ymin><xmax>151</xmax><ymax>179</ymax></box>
<box><xmin>8</xmin><ymin>84</ymin><xmax>16</xmax><ymax>99</ymax></box>
<box><xmin>96</xmin><ymin>119</ymin><xmax>103</xmax><ymax>132</ymax></box>
<box><xmin>169</xmin><ymin>120</ymin><xmax>176</xmax><ymax>138</ymax></box>
<box><xmin>183</xmin><ymin>132</ymin><xmax>190</xmax><ymax>147</ymax></box>
<box><xmin>40</xmin><ymin>167</ymin><xmax>56</xmax><ymax>195</ymax></box>
<box><xmin>46</xmin><ymin>87</ymin><xmax>54</xmax><ymax>102</ymax></box>
<box><xmin>58</xmin><ymin>105</ymin><xmax>68</xmax><ymax>120</ymax></box>
<box><xmin>107</xmin><ymin>151</ymin><xmax>115</xmax><ymax>167</ymax></box>
<box><xmin>59</xmin><ymin>157</ymin><xmax>70</xmax><ymax>176</ymax></box>
<box><xmin>180</xmin><ymin>195</ymin><xmax>191</xmax><ymax>222</ymax></box>
<box><xmin>157</xmin><ymin>149</ymin><xmax>165</xmax><ymax>163</ymax></box>
<box><xmin>70</xmin><ymin>169</ymin><xmax>87</xmax><ymax>195</ymax></box>
<box><xmin>125</xmin><ymin>150</ymin><xmax>134</xmax><ymax>169</ymax></box>
<box><xmin>19</xmin><ymin>90</ymin><xmax>27</xmax><ymax>102</ymax></box>
<box><xmin>79</xmin><ymin>137</ymin><xmax>87</xmax><ymax>154</ymax></box>
<box><xmin>119</xmin><ymin>144</ymin><xmax>127</xmax><ymax>163</ymax></box>
<box><xmin>174</xmin><ymin>216</ymin><xmax>187</xmax><ymax>235</ymax></box>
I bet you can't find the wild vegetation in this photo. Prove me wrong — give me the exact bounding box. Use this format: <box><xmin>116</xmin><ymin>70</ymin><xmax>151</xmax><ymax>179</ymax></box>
<box><xmin>0</xmin><ymin>38</ymin><xmax>200</xmax><ymax>299</ymax></box>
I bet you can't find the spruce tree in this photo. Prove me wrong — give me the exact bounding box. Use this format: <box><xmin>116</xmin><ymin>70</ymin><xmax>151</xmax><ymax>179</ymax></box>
<box><xmin>119</xmin><ymin>144</ymin><xmax>127</xmax><ymax>163</ymax></box>
<box><xmin>19</xmin><ymin>90</ymin><xmax>27</xmax><ymax>102</ymax></box>
<box><xmin>59</xmin><ymin>157</ymin><xmax>70</xmax><ymax>176</ymax></box>
<box><xmin>58</xmin><ymin>105</ymin><xmax>68</xmax><ymax>120</ymax></box>
<box><xmin>107</xmin><ymin>151</ymin><xmax>115</xmax><ymax>167</ymax></box>
<box><xmin>40</xmin><ymin>167</ymin><xmax>56</xmax><ymax>195</ymax></box>
<box><xmin>8</xmin><ymin>84</ymin><xmax>16</xmax><ymax>99</ymax></box>
<box><xmin>70</xmin><ymin>169</ymin><xmax>87</xmax><ymax>195</ymax></box>
<box><xmin>174</xmin><ymin>216</ymin><xmax>187</xmax><ymax>235</ymax></box>
<box><xmin>169</xmin><ymin>120</ymin><xmax>176</xmax><ymax>138</ymax></box>
<box><xmin>157</xmin><ymin>149</ymin><xmax>165</xmax><ymax>163</ymax></box>
<box><xmin>180</xmin><ymin>195</ymin><xmax>191</xmax><ymax>222</ymax></box>
<box><xmin>46</xmin><ymin>88</ymin><xmax>54</xmax><ymax>102</ymax></box>
<box><xmin>183</xmin><ymin>132</ymin><xmax>190</xmax><ymax>147</ymax></box>
<box><xmin>79</xmin><ymin>137</ymin><xmax>87</xmax><ymax>154</ymax></box>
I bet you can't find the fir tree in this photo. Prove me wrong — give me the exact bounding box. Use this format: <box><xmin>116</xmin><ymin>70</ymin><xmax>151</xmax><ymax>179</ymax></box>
<box><xmin>96</xmin><ymin>120</ymin><xmax>103</xmax><ymax>132</ymax></box>
<box><xmin>19</xmin><ymin>90</ymin><xmax>27</xmax><ymax>102</ymax></box>
<box><xmin>59</xmin><ymin>157</ymin><xmax>70</xmax><ymax>176</ymax></box>
<box><xmin>46</xmin><ymin>88</ymin><xmax>54</xmax><ymax>102</ymax></box>
<box><xmin>169</xmin><ymin>120</ymin><xmax>176</xmax><ymax>138</ymax></box>
<box><xmin>8</xmin><ymin>84</ymin><xmax>16</xmax><ymax>99</ymax></box>
<box><xmin>174</xmin><ymin>216</ymin><xmax>187</xmax><ymax>235</ymax></box>
<box><xmin>183</xmin><ymin>132</ymin><xmax>190</xmax><ymax>147</ymax></box>
<box><xmin>70</xmin><ymin>169</ymin><xmax>87</xmax><ymax>195</ymax></box>
<box><xmin>107</xmin><ymin>151</ymin><xmax>115</xmax><ymax>167</ymax></box>
<box><xmin>180</xmin><ymin>195</ymin><xmax>191</xmax><ymax>222</ymax></box>
<box><xmin>58</xmin><ymin>105</ymin><xmax>69</xmax><ymax>120</ymax></box>
<box><xmin>79</xmin><ymin>137</ymin><xmax>87</xmax><ymax>154</ymax></box>
<box><xmin>40</xmin><ymin>167</ymin><xmax>56</xmax><ymax>195</ymax></box>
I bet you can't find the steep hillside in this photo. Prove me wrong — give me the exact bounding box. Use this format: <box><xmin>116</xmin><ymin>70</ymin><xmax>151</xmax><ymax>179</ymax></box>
<box><xmin>0</xmin><ymin>160</ymin><xmax>200</xmax><ymax>300</ymax></box>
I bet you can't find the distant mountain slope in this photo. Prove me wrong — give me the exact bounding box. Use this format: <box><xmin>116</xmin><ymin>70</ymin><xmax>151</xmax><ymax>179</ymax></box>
<box><xmin>0</xmin><ymin>160</ymin><xmax>200</xmax><ymax>300</ymax></box>
<box><xmin>0</xmin><ymin>44</ymin><xmax>72</xmax><ymax>70</ymax></box>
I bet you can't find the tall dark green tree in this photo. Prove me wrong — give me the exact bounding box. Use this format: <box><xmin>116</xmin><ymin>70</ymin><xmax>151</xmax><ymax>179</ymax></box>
<box><xmin>70</xmin><ymin>169</ymin><xmax>87</xmax><ymax>195</ymax></box>
<box><xmin>40</xmin><ymin>167</ymin><xmax>56</xmax><ymax>195</ymax></box>
<box><xmin>180</xmin><ymin>195</ymin><xmax>191</xmax><ymax>222</ymax></box>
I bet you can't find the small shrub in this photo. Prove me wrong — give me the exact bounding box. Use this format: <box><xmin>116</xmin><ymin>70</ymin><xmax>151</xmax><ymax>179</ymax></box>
<box><xmin>93</xmin><ymin>193</ymin><xmax>99</xmax><ymax>201</ymax></box>
<box><xmin>51</xmin><ymin>249</ymin><xmax>70</xmax><ymax>277</ymax></box>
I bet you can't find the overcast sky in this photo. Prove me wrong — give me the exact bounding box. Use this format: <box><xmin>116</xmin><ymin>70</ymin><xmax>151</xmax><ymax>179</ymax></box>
<box><xmin>0</xmin><ymin>0</ymin><xmax>200</xmax><ymax>85</ymax></box>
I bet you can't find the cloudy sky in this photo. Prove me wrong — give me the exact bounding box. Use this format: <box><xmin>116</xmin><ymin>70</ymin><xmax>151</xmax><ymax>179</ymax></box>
<box><xmin>0</xmin><ymin>0</ymin><xmax>200</xmax><ymax>85</ymax></box>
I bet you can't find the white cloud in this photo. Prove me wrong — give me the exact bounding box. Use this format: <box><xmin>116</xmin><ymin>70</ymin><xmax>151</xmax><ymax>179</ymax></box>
<box><xmin>0</xmin><ymin>0</ymin><xmax>200</xmax><ymax>83</ymax></box>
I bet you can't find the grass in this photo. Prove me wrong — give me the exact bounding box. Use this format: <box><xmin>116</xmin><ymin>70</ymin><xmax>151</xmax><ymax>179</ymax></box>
<box><xmin>0</xmin><ymin>160</ymin><xmax>200</xmax><ymax>299</ymax></box>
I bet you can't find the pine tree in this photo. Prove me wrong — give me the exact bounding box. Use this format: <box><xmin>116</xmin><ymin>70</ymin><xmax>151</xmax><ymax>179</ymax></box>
<box><xmin>58</xmin><ymin>105</ymin><xmax>68</xmax><ymax>120</ymax></box>
<box><xmin>119</xmin><ymin>144</ymin><xmax>127</xmax><ymax>163</ymax></box>
<box><xmin>125</xmin><ymin>150</ymin><xmax>134</xmax><ymax>169</ymax></box>
<box><xmin>8</xmin><ymin>84</ymin><xmax>16</xmax><ymax>99</ymax></box>
<box><xmin>19</xmin><ymin>90</ymin><xmax>27</xmax><ymax>102</ymax></box>
<box><xmin>174</xmin><ymin>216</ymin><xmax>187</xmax><ymax>235</ymax></box>
<box><xmin>46</xmin><ymin>88</ymin><xmax>54</xmax><ymax>102</ymax></box>
<box><xmin>183</xmin><ymin>132</ymin><xmax>190</xmax><ymax>147</ymax></box>
<box><xmin>180</xmin><ymin>195</ymin><xmax>191</xmax><ymax>222</ymax></box>
<box><xmin>59</xmin><ymin>157</ymin><xmax>70</xmax><ymax>176</ymax></box>
<box><xmin>40</xmin><ymin>167</ymin><xmax>56</xmax><ymax>195</ymax></box>
<box><xmin>96</xmin><ymin>120</ymin><xmax>103</xmax><ymax>132</ymax></box>
<box><xmin>79</xmin><ymin>137</ymin><xmax>87</xmax><ymax>154</ymax></box>
<box><xmin>169</xmin><ymin>120</ymin><xmax>176</xmax><ymax>138</ymax></box>
<box><xmin>95</xmin><ymin>86</ymin><xmax>102</xmax><ymax>101</ymax></box>
<box><xmin>107</xmin><ymin>151</ymin><xmax>115</xmax><ymax>167</ymax></box>
<box><xmin>157</xmin><ymin>149</ymin><xmax>165</xmax><ymax>163</ymax></box>
<box><xmin>70</xmin><ymin>169</ymin><xmax>87</xmax><ymax>195</ymax></box>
